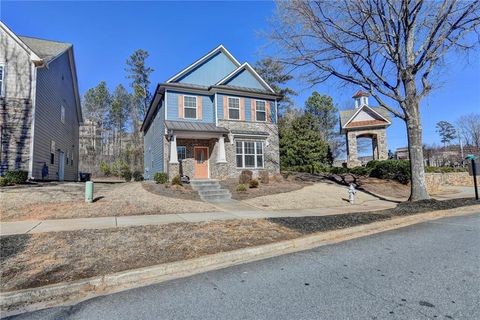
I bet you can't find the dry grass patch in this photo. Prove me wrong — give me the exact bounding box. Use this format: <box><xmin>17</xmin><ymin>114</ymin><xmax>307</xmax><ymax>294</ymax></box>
<box><xmin>220</xmin><ymin>177</ymin><xmax>307</xmax><ymax>200</ymax></box>
<box><xmin>0</xmin><ymin>220</ymin><xmax>301</xmax><ymax>292</ymax></box>
<box><xmin>0</xmin><ymin>182</ymin><xmax>218</xmax><ymax>221</ymax></box>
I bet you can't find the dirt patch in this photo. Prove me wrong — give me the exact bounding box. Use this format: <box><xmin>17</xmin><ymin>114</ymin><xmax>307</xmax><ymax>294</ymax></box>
<box><xmin>220</xmin><ymin>178</ymin><xmax>308</xmax><ymax>200</ymax></box>
<box><xmin>0</xmin><ymin>182</ymin><xmax>218</xmax><ymax>222</ymax></box>
<box><xmin>0</xmin><ymin>220</ymin><xmax>301</xmax><ymax>292</ymax></box>
<box><xmin>356</xmin><ymin>177</ymin><xmax>410</xmax><ymax>200</ymax></box>
<box><xmin>142</xmin><ymin>181</ymin><xmax>201</xmax><ymax>201</ymax></box>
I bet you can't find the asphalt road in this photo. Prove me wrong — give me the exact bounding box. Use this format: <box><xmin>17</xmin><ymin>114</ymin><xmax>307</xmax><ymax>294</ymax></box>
<box><xmin>7</xmin><ymin>213</ymin><xmax>480</xmax><ymax>320</ymax></box>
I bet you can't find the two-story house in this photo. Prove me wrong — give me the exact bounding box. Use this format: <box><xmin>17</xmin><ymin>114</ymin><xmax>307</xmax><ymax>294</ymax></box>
<box><xmin>0</xmin><ymin>22</ymin><xmax>82</xmax><ymax>181</ymax></box>
<box><xmin>141</xmin><ymin>45</ymin><xmax>281</xmax><ymax>180</ymax></box>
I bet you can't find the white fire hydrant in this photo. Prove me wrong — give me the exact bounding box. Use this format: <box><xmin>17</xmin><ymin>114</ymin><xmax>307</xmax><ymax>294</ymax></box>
<box><xmin>348</xmin><ymin>184</ymin><xmax>357</xmax><ymax>204</ymax></box>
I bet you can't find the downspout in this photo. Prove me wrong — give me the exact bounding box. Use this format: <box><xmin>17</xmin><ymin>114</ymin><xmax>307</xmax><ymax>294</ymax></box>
<box><xmin>214</xmin><ymin>92</ymin><xmax>218</xmax><ymax>126</ymax></box>
<box><xmin>27</xmin><ymin>59</ymin><xmax>44</xmax><ymax>179</ymax></box>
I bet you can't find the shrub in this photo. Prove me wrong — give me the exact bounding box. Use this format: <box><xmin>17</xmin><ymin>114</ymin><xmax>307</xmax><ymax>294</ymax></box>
<box><xmin>171</xmin><ymin>175</ymin><xmax>182</xmax><ymax>186</ymax></box>
<box><xmin>349</xmin><ymin>166</ymin><xmax>372</xmax><ymax>176</ymax></box>
<box><xmin>368</xmin><ymin>160</ymin><xmax>410</xmax><ymax>184</ymax></box>
<box><xmin>239</xmin><ymin>170</ymin><xmax>253</xmax><ymax>184</ymax></box>
<box><xmin>100</xmin><ymin>162</ymin><xmax>111</xmax><ymax>176</ymax></box>
<box><xmin>121</xmin><ymin>169</ymin><xmax>132</xmax><ymax>182</ymax></box>
<box><xmin>154</xmin><ymin>172</ymin><xmax>168</xmax><ymax>184</ymax></box>
<box><xmin>330</xmin><ymin>166</ymin><xmax>349</xmax><ymax>175</ymax></box>
<box><xmin>0</xmin><ymin>176</ymin><xmax>11</xmax><ymax>187</ymax></box>
<box><xmin>249</xmin><ymin>179</ymin><xmax>259</xmax><ymax>188</ymax></box>
<box><xmin>259</xmin><ymin>170</ymin><xmax>269</xmax><ymax>184</ymax></box>
<box><xmin>4</xmin><ymin>170</ymin><xmax>28</xmax><ymax>184</ymax></box>
<box><xmin>424</xmin><ymin>166</ymin><xmax>466</xmax><ymax>173</ymax></box>
<box><xmin>236</xmin><ymin>184</ymin><xmax>248</xmax><ymax>192</ymax></box>
<box><xmin>132</xmin><ymin>170</ymin><xmax>144</xmax><ymax>181</ymax></box>
<box><xmin>111</xmin><ymin>160</ymin><xmax>129</xmax><ymax>177</ymax></box>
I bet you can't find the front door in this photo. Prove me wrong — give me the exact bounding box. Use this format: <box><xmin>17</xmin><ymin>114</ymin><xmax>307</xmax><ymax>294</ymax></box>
<box><xmin>194</xmin><ymin>147</ymin><xmax>209</xmax><ymax>179</ymax></box>
<box><xmin>58</xmin><ymin>151</ymin><xmax>65</xmax><ymax>181</ymax></box>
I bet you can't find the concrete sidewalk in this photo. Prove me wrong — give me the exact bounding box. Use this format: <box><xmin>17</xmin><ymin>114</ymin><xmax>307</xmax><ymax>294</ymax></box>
<box><xmin>0</xmin><ymin>199</ymin><xmax>394</xmax><ymax>236</ymax></box>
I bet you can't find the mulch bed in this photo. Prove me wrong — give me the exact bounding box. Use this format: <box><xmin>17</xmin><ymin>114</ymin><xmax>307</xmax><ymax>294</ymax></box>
<box><xmin>142</xmin><ymin>181</ymin><xmax>201</xmax><ymax>201</ymax></box>
<box><xmin>268</xmin><ymin>198</ymin><xmax>479</xmax><ymax>234</ymax></box>
<box><xmin>220</xmin><ymin>178</ymin><xmax>308</xmax><ymax>200</ymax></box>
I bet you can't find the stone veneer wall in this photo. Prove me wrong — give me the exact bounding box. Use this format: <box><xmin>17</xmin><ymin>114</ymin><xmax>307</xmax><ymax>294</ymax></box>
<box><xmin>165</xmin><ymin>120</ymin><xmax>280</xmax><ymax>180</ymax></box>
<box><xmin>425</xmin><ymin>172</ymin><xmax>473</xmax><ymax>193</ymax></box>
<box><xmin>346</xmin><ymin>128</ymin><xmax>388</xmax><ymax>168</ymax></box>
<box><xmin>0</xmin><ymin>98</ymin><xmax>33</xmax><ymax>175</ymax></box>
<box><xmin>217</xmin><ymin>120</ymin><xmax>280</xmax><ymax>179</ymax></box>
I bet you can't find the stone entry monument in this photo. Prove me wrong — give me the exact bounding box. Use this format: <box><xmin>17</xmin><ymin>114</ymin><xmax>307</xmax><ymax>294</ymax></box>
<box><xmin>339</xmin><ymin>90</ymin><xmax>391</xmax><ymax>168</ymax></box>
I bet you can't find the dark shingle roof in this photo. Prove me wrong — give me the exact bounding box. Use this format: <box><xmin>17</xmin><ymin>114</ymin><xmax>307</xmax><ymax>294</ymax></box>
<box><xmin>339</xmin><ymin>106</ymin><xmax>391</xmax><ymax>128</ymax></box>
<box><xmin>19</xmin><ymin>36</ymin><xmax>71</xmax><ymax>62</ymax></box>
<box><xmin>165</xmin><ymin>120</ymin><xmax>229</xmax><ymax>133</ymax></box>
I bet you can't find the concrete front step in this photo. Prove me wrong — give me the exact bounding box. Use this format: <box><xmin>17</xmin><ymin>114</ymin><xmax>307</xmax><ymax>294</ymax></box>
<box><xmin>190</xmin><ymin>180</ymin><xmax>231</xmax><ymax>202</ymax></box>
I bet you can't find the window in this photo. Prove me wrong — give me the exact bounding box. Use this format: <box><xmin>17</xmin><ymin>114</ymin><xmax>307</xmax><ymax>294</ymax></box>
<box><xmin>50</xmin><ymin>140</ymin><xmax>56</xmax><ymax>165</ymax></box>
<box><xmin>255</xmin><ymin>100</ymin><xmax>266</xmax><ymax>122</ymax></box>
<box><xmin>0</xmin><ymin>64</ymin><xmax>4</xmax><ymax>97</ymax></box>
<box><xmin>228</xmin><ymin>97</ymin><xmax>240</xmax><ymax>120</ymax></box>
<box><xmin>61</xmin><ymin>105</ymin><xmax>65</xmax><ymax>123</ymax></box>
<box><xmin>183</xmin><ymin>95</ymin><xmax>197</xmax><ymax>119</ymax></box>
<box><xmin>177</xmin><ymin>146</ymin><xmax>186</xmax><ymax>161</ymax></box>
<box><xmin>236</xmin><ymin>141</ymin><xmax>264</xmax><ymax>168</ymax></box>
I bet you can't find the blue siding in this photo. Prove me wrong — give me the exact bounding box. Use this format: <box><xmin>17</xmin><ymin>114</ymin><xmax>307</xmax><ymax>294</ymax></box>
<box><xmin>166</xmin><ymin>91</ymin><xmax>215</xmax><ymax>123</ymax></box>
<box><xmin>225</xmin><ymin>69</ymin><xmax>265</xmax><ymax>90</ymax></box>
<box><xmin>217</xmin><ymin>94</ymin><xmax>276</xmax><ymax>124</ymax></box>
<box><xmin>177</xmin><ymin>52</ymin><xmax>238</xmax><ymax>86</ymax></box>
<box><xmin>144</xmin><ymin>99</ymin><xmax>165</xmax><ymax>179</ymax></box>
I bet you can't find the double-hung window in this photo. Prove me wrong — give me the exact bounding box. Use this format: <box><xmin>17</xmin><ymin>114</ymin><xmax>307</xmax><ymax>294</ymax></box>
<box><xmin>0</xmin><ymin>64</ymin><xmax>5</xmax><ymax>97</ymax></box>
<box><xmin>228</xmin><ymin>97</ymin><xmax>240</xmax><ymax>120</ymax></box>
<box><xmin>236</xmin><ymin>141</ymin><xmax>264</xmax><ymax>169</ymax></box>
<box><xmin>255</xmin><ymin>100</ymin><xmax>266</xmax><ymax>122</ymax></box>
<box><xmin>183</xmin><ymin>95</ymin><xmax>197</xmax><ymax>119</ymax></box>
<box><xmin>177</xmin><ymin>146</ymin><xmax>186</xmax><ymax>161</ymax></box>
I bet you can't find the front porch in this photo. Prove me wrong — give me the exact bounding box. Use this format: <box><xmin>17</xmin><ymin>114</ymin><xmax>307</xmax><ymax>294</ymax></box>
<box><xmin>165</xmin><ymin>121</ymin><xmax>230</xmax><ymax>180</ymax></box>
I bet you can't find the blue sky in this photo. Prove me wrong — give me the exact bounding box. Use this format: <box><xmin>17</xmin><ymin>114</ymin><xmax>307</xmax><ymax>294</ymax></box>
<box><xmin>2</xmin><ymin>1</ymin><xmax>479</xmax><ymax>156</ymax></box>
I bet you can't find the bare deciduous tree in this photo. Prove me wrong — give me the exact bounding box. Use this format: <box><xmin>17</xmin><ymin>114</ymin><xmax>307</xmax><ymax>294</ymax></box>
<box><xmin>457</xmin><ymin>113</ymin><xmax>480</xmax><ymax>148</ymax></box>
<box><xmin>270</xmin><ymin>0</ymin><xmax>480</xmax><ymax>201</ymax></box>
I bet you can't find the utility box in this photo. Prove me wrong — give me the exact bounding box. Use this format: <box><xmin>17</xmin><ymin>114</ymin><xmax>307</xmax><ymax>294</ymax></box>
<box><xmin>85</xmin><ymin>181</ymin><xmax>94</xmax><ymax>203</ymax></box>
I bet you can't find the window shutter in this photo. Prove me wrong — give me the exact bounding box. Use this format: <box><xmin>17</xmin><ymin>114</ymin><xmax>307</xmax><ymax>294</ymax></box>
<box><xmin>240</xmin><ymin>98</ymin><xmax>245</xmax><ymax>121</ymax></box>
<box><xmin>223</xmin><ymin>96</ymin><xmax>228</xmax><ymax>119</ymax></box>
<box><xmin>251</xmin><ymin>99</ymin><xmax>255</xmax><ymax>121</ymax></box>
<box><xmin>197</xmin><ymin>96</ymin><xmax>202</xmax><ymax>120</ymax></box>
<box><xmin>266</xmin><ymin>101</ymin><xmax>271</xmax><ymax>123</ymax></box>
<box><xmin>178</xmin><ymin>95</ymin><xmax>184</xmax><ymax>118</ymax></box>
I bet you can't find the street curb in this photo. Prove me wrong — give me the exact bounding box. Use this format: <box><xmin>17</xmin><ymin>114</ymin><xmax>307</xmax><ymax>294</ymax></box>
<box><xmin>1</xmin><ymin>205</ymin><xmax>479</xmax><ymax>317</ymax></box>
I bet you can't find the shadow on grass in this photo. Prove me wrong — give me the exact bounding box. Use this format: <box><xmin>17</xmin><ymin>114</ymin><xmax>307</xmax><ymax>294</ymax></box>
<box><xmin>0</xmin><ymin>234</ymin><xmax>31</xmax><ymax>263</ymax></box>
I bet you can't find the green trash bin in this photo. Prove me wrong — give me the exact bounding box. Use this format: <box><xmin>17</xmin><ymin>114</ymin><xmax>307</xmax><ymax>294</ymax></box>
<box><xmin>85</xmin><ymin>181</ymin><xmax>94</xmax><ymax>203</ymax></box>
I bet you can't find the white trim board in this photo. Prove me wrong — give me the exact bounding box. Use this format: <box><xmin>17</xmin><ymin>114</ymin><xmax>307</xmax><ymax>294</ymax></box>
<box><xmin>166</xmin><ymin>45</ymin><xmax>241</xmax><ymax>83</ymax></box>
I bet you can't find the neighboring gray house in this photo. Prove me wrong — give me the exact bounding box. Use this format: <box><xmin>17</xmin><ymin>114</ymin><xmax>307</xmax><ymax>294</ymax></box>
<box><xmin>141</xmin><ymin>45</ymin><xmax>281</xmax><ymax>180</ymax></box>
<box><xmin>0</xmin><ymin>22</ymin><xmax>82</xmax><ymax>181</ymax></box>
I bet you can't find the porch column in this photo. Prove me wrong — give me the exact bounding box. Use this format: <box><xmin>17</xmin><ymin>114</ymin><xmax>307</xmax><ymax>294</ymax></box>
<box><xmin>217</xmin><ymin>136</ymin><xmax>227</xmax><ymax>163</ymax></box>
<box><xmin>169</xmin><ymin>134</ymin><xmax>178</xmax><ymax>164</ymax></box>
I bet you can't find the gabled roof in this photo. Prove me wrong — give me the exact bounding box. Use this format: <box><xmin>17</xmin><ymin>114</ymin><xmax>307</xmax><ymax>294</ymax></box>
<box><xmin>352</xmin><ymin>90</ymin><xmax>370</xmax><ymax>98</ymax></box>
<box><xmin>166</xmin><ymin>45</ymin><xmax>241</xmax><ymax>83</ymax></box>
<box><xmin>340</xmin><ymin>105</ymin><xmax>391</xmax><ymax>130</ymax></box>
<box><xmin>215</xmin><ymin>62</ymin><xmax>275</xmax><ymax>93</ymax></box>
<box><xmin>19</xmin><ymin>36</ymin><xmax>72</xmax><ymax>63</ymax></box>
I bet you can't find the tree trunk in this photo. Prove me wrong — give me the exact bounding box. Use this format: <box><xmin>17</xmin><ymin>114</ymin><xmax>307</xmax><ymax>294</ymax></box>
<box><xmin>405</xmin><ymin>105</ymin><xmax>430</xmax><ymax>201</ymax></box>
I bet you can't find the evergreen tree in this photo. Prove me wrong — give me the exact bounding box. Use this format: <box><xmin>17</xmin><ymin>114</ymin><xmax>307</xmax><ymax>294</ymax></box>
<box><xmin>254</xmin><ymin>58</ymin><xmax>297</xmax><ymax>113</ymax></box>
<box><xmin>436</xmin><ymin>121</ymin><xmax>457</xmax><ymax>148</ymax></box>
<box><xmin>125</xmin><ymin>49</ymin><xmax>154</xmax><ymax>120</ymax></box>
<box><xmin>280</xmin><ymin>112</ymin><xmax>331</xmax><ymax>168</ymax></box>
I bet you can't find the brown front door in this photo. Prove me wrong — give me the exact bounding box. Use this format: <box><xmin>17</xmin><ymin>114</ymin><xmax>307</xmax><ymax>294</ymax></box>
<box><xmin>194</xmin><ymin>147</ymin><xmax>209</xmax><ymax>179</ymax></box>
